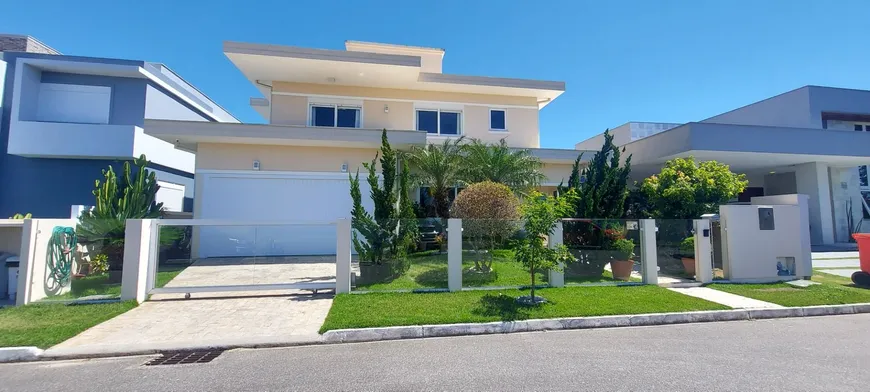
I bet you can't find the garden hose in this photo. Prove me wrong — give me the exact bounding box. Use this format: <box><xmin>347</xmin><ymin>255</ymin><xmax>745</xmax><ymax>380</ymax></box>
<box><xmin>46</xmin><ymin>226</ymin><xmax>77</xmax><ymax>289</ymax></box>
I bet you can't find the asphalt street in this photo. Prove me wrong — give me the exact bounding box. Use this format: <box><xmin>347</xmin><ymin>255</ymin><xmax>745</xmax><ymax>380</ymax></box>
<box><xmin>2</xmin><ymin>314</ymin><xmax>869</xmax><ymax>391</ymax></box>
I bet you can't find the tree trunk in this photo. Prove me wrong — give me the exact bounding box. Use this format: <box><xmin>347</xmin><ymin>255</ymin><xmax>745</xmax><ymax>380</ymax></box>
<box><xmin>530</xmin><ymin>264</ymin><xmax>536</xmax><ymax>300</ymax></box>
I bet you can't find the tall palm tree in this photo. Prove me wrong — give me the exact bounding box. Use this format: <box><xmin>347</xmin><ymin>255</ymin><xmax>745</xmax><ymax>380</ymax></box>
<box><xmin>406</xmin><ymin>136</ymin><xmax>466</xmax><ymax>218</ymax></box>
<box><xmin>461</xmin><ymin>138</ymin><xmax>546</xmax><ymax>193</ymax></box>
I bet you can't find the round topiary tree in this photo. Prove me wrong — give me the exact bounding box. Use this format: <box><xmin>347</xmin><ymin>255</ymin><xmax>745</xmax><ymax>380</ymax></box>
<box><xmin>450</xmin><ymin>181</ymin><xmax>521</xmax><ymax>272</ymax></box>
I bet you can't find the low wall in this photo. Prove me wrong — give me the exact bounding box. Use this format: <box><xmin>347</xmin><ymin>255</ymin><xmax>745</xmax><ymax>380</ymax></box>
<box><xmin>16</xmin><ymin>218</ymin><xmax>77</xmax><ymax>305</ymax></box>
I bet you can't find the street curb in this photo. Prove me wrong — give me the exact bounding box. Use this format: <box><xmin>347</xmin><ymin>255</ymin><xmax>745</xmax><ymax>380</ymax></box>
<box><xmin>0</xmin><ymin>347</ymin><xmax>43</xmax><ymax>362</ymax></box>
<box><xmin>5</xmin><ymin>303</ymin><xmax>870</xmax><ymax>363</ymax></box>
<box><xmin>321</xmin><ymin>303</ymin><xmax>870</xmax><ymax>344</ymax></box>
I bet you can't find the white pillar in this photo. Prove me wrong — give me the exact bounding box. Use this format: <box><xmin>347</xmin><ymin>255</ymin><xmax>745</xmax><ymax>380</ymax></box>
<box><xmin>794</xmin><ymin>162</ymin><xmax>835</xmax><ymax>245</ymax></box>
<box><xmin>547</xmin><ymin>221</ymin><xmax>565</xmax><ymax>288</ymax></box>
<box><xmin>121</xmin><ymin>219</ymin><xmax>155</xmax><ymax>303</ymax></box>
<box><xmin>639</xmin><ymin>219</ymin><xmax>658</xmax><ymax>285</ymax></box>
<box><xmin>693</xmin><ymin>219</ymin><xmax>713</xmax><ymax>283</ymax></box>
<box><xmin>335</xmin><ymin>218</ymin><xmax>352</xmax><ymax>294</ymax></box>
<box><xmin>448</xmin><ymin>218</ymin><xmax>462</xmax><ymax>292</ymax></box>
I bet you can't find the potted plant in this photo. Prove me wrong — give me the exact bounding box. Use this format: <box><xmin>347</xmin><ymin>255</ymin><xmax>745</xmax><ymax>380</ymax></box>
<box><xmin>680</xmin><ymin>236</ymin><xmax>696</xmax><ymax>275</ymax></box>
<box><xmin>609</xmin><ymin>238</ymin><xmax>635</xmax><ymax>281</ymax></box>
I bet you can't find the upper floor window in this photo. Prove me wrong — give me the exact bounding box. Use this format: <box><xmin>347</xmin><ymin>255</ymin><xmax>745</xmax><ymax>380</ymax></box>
<box><xmin>416</xmin><ymin>109</ymin><xmax>461</xmax><ymax>136</ymax></box>
<box><xmin>855</xmin><ymin>124</ymin><xmax>865</xmax><ymax>131</ymax></box>
<box><xmin>490</xmin><ymin>109</ymin><xmax>506</xmax><ymax>131</ymax></box>
<box><xmin>310</xmin><ymin>104</ymin><xmax>360</xmax><ymax>128</ymax></box>
<box><xmin>35</xmin><ymin>83</ymin><xmax>111</xmax><ymax>124</ymax></box>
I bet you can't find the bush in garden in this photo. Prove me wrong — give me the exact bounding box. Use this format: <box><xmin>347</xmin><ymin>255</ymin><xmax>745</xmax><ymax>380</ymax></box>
<box><xmin>513</xmin><ymin>191</ymin><xmax>573</xmax><ymax>305</ymax></box>
<box><xmin>641</xmin><ymin>156</ymin><xmax>748</xmax><ymax>219</ymax></box>
<box><xmin>78</xmin><ymin>155</ymin><xmax>163</xmax><ymax>274</ymax></box>
<box><xmin>350</xmin><ymin>130</ymin><xmax>417</xmax><ymax>267</ymax></box>
<box><xmin>449</xmin><ymin>181</ymin><xmax>521</xmax><ymax>272</ymax></box>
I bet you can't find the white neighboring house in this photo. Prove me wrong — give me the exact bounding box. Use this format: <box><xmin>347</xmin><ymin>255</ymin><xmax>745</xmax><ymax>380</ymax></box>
<box><xmin>576</xmin><ymin>85</ymin><xmax>870</xmax><ymax>246</ymax></box>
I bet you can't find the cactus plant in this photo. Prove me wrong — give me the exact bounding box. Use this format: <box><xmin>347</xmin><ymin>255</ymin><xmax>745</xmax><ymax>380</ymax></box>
<box><xmin>78</xmin><ymin>155</ymin><xmax>163</xmax><ymax>274</ymax></box>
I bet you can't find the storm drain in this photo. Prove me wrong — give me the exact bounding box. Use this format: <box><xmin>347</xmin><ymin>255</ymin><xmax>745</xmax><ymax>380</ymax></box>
<box><xmin>144</xmin><ymin>350</ymin><xmax>224</xmax><ymax>366</ymax></box>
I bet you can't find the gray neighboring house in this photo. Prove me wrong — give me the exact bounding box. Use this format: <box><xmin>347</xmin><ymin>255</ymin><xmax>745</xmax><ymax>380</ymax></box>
<box><xmin>0</xmin><ymin>34</ymin><xmax>238</xmax><ymax>218</ymax></box>
<box><xmin>576</xmin><ymin>85</ymin><xmax>870</xmax><ymax>246</ymax></box>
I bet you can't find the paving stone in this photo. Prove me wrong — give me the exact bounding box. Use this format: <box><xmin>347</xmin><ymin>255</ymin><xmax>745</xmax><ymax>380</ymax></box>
<box><xmin>785</xmin><ymin>279</ymin><xmax>821</xmax><ymax>288</ymax></box>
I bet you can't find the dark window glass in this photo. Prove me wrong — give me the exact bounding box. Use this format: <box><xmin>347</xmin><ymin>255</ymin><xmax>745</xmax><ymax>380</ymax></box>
<box><xmin>440</xmin><ymin>111</ymin><xmax>460</xmax><ymax>135</ymax></box>
<box><xmin>856</xmin><ymin>124</ymin><xmax>864</xmax><ymax>131</ymax></box>
<box><xmin>336</xmin><ymin>107</ymin><xmax>359</xmax><ymax>128</ymax></box>
<box><xmin>490</xmin><ymin>110</ymin><xmax>506</xmax><ymax>130</ymax></box>
<box><xmin>417</xmin><ymin>110</ymin><xmax>438</xmax><ymax>134</ymax></box>
<box><xmin>312</xmin><ymin>106</ymin><xmax>335</xmax><ymax>127</ymax></box>
<box><xmin>860</xmin><ymin>165</ymin><xmax>868</xmax><ymax>187</ymax></box>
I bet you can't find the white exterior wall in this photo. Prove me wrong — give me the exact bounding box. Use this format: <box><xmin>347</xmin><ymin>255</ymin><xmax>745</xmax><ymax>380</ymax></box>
<box><xmin>828</xmin><ymin>166</ymin><xmax>864</xmax><ymax>242</ymax></box>
<box><xmin>719</xmin><ymin>204</ymin><xmax>807</xmax><ymax>282</ymax></box>
<box><xmin>793</xmin><ymin>162</ymin><xmax>835</xmax><ymax>245</ymax></box>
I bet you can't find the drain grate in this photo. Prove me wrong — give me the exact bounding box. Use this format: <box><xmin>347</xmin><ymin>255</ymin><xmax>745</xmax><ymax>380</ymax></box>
<box><xmin>144</xmin><ymin>350</ymin><xmax>224</xmax><ymax>366</ymax></box>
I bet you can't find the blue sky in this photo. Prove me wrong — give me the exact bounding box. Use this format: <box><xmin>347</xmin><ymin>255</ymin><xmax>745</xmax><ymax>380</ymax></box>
<box><xmin>3</xmin><ymin>0</ymin><xmax>870</xmax><ymax>149</ymax></box>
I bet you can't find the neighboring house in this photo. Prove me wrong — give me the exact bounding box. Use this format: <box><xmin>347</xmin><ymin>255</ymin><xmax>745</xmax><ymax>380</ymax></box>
<box><xmin>576</xmin><ymin>85</ymin><xmax>870</xmax><ymax>246</ymax></box>
<box><xmin>0</xmin><ymin>34</ymin><xmax>239</xmax><ymax>218</ymax></box>
<box><xmin>144</xmin><ymin>40</ymin><xmax>581</xmax><ymax>256</ymax></box>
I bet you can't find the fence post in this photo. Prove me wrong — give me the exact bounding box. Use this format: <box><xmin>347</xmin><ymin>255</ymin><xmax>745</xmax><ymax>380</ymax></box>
<box><xmin>693</xmin><ymin>219</ymin><xmax>714</xmax><ymax>283</ymax></box>
<box><xmin>639</xmin><ymin>219</ymin><xmax>658</xmax><ymax>285</ymax></box>
<box><xmin>121</xmin><ymin>219</ymin><xmax>154</xmax><ymax>303</ymax></box>
<box><xmin>335</xmin><ymin>218</ymin><xmax>352</xmax><ymax>294</ymax></box>
<box><xmin>547</xmin><ymin>221</ymin><xmax>565</xmax><ymax>287</ymax></box>
<box><xmin>448</xmin><ymin>218</ymin><xmax>462</xmax><ymax>292</ymax></box>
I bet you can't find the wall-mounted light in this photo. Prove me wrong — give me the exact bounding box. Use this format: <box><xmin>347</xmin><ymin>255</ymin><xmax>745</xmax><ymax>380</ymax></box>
<box><xmin>341</xmin><ymin>162</ymin><xmax>348</xmax><ymax>173</ymax></box>
<box><xmin>253</xmin><ymin>160</ymin><xmax>261</xmax><ymax>171</ymax></box>
<box><xmin>384</xmin><ymin>104</ymin><xmax>389</xmax><ymax>113</ymax></box>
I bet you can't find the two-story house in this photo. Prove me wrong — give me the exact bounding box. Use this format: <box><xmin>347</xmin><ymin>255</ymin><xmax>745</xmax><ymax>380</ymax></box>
<box><xmin>0</xmin><ymin>34</ymin><xmax>238</xmax><ymax>218</ymax></box>
<box><xmin>576</xmin><ymin>86</ymin><xmax>870</xmax><ymax>247</ymax></box>
<box><xmin>144</xmin><ymin>40</ymin><xmax>581</xmax><ymax>256</ymax></box>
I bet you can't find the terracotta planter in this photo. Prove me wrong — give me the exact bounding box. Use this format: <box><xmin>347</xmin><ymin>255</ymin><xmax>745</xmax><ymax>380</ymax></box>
<box><xmin>610</xmin><ymin>260</ymin><xmax>634</xmax><ymax>281</ymax></box>
<box><xmin>681</xmin><ymin>257</ymin><xmax>696</xmax><ymax>275</ymax></box>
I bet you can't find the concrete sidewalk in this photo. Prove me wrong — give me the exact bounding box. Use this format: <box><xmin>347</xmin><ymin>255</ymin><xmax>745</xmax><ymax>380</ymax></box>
<box><xmin>667</xmin><ymin>287</ymin><xmax>782</xmax><ymax>309</ymax></box>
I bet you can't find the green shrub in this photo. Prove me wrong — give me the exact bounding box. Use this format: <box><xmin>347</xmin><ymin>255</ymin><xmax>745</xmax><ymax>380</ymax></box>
<box><xmin>89</xmin><ymin>254</ymin><xmax>109</xmax><ymax>274</ymax></box>
<box><xmin>610</xmin><ymin>238</ymin><xmax>635</xmax><ymax>260</ymax></box>
<box><xmin>9</xmin><ymin>213</ymin><xmax>32</xmax><ymax>219</ymax></box>
<box><xmin>680</xmin><ymin>236</ymin><xmax>695</xmax><ymax>256</ymax></box>
<box><xmin>641</xmin><ymin>156</ymin><xmax>748</xmax><ymax>219</ymax></box>
<box><xmin>450</xmin><ymin>181</ymin><xmax>521</xmax><ymax>272</ymax></box>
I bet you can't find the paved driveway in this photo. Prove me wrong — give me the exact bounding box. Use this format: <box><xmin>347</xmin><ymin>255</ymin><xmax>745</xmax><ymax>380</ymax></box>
<box><xmin>50</xmin><ymin>257</ymin><xmax>340</xmax><ymax>353</ymax></box>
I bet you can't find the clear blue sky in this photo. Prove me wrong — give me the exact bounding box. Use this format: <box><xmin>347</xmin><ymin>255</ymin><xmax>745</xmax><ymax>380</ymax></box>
<box><xmin>3</xmin><ymin>0</ymin><xmax>870</xmax><ymax>149</ymax></box>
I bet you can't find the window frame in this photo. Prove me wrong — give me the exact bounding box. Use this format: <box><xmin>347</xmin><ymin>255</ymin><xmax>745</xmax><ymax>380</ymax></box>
<box><xmin>415</xmin><ymin>108</ymin><xmax>463</xmax><ymax>136</ymax></box>
<box><xmin>308</xmin><ymin>103</ymin><xmax>362</xmax><ymax>128</ymax></box>
<box><xmin>489</xmin><ymin>108</ymin><xmax>507</xmax><ymax>132</ymax></box>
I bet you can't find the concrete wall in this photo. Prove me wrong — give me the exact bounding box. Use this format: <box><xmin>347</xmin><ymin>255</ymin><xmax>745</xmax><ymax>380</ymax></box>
<box><xmin>702</xmin><ymin>87</ymin><xmax>814</xmax><ymax>128</ymax></box>
<box><xmin>719</xmin><ymin>204</ymin><xmax>806</xmax><ymax>282</ymax></box>
<box><xmin>793</xmin><ymin>162</ymin><xmax>835</xmax><ymax>245</ymax></box>
<box><xmin>270</xmin><ymin>81</ymin><xmax>541</xmax><ymax>148</ymax></box>
<box><xmin>144</xmin><ymin>84</ymin><xmax>208</xmax><ymax>122</ymax></box>
<box><xmin>574</xmin><ymin>123</ymin><xmax>630</xmax><ymax>150</ymax></box>
<box><xmin>16</xmin><ymin>218</ymin><xmax>77</xmax><ymax>304</ymax></box>
<box><xmin>195</xmin><ymin>143</ymin><xmax>378</xmax><ymax>173</ymax></box>
<box><xmin>828</xmin><ymin>166</ymin><xmax>864</xmax><ymax>243</ymax></box>
<box><xmin>540</xmin><ymin>163</ymin><xmax>575</xmax><ymax>186</ymax></box>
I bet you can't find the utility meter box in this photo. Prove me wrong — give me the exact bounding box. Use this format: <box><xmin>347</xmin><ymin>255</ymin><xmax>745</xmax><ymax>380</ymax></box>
<box><xmin>758</xmin><ymin>208</ymin><xmax>775</xmax><ymax>230</ymax></box>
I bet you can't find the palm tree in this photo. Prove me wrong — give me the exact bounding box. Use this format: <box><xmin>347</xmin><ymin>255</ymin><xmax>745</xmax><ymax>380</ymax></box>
<box><xmin>461</xmin><ymin>139</ymin><xmax>546</xmax><ymax>193</ymax></box>
<box><xmin>406</xmin><ymin>136</ymin><xmax>466</xmax><ymax>218</ymax></box>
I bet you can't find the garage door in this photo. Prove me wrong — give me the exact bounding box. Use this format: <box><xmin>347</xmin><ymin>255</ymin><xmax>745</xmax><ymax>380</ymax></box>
<box><xmin>197</xmin><ymin>171</ymin><xmax>373</xmax><ymax>258</ymax></box>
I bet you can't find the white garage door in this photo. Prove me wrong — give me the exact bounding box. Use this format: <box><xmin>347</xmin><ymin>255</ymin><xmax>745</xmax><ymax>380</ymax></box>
<box><xmin>198</xmin><ymin>171</ymin><xmax>373</xmax><ymax>258</ymax></box>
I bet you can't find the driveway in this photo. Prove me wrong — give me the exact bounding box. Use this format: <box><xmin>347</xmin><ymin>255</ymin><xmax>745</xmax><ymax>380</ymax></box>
<box><xmin>50</xmin><ymin>257</ymin><xmax>340</xmax><ymax>353</ymax></box>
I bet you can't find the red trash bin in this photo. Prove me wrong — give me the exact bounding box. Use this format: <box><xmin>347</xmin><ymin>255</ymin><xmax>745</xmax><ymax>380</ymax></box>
<box><xmin>852</xmin><ymin>234</ymin><xmax>870</xmax><ymax>286</ymax></box>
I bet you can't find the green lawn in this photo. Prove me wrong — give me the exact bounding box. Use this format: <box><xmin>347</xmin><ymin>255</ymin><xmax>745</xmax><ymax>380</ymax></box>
<box><xmin>356</xmin><ymin>250</ymin><xmax>548</xmax><ymax>291</ymax></box>
<box><xmin>320</xmin><ymin>285</ymin><xmax>728</xmax><ymax>332</ymax></box>
<box><xmin>47</xmin><ymin>263</ymin><xmax>189</xmax><ymax>301</ymax></box>
<box><xmin>709</xmin><ymin>271</ymin><xmax>870</xmax><ymax>307</ymax></box>
<box><xmin>0</xmin><ymin>301</ymin><xmax>138</xmax><ymax>348</ymax></box>
<box><xmin>356</xmin><ymin>250</ymin><xmax>634</xmax><ymax>291</ymax></box>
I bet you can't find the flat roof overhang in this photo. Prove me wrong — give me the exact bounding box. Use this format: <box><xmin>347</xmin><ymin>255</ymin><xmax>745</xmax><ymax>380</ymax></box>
<box><xmin>527</xmin><ymin>148</ymin><xmax>589</xmax><ymax>164</ymax></box>
<box><xmin>623</xmin><ymin>122</ymin><xmax>870</xmax><ymax>176</ymax></box>
<box><xmin>224</xmin><ymin>41</ymin><xmax>564</xmax><ymax>108</ymax></box>
<box><xmin>143</xmin><ymin>120</ymin><xmax>427</xmax><ymax>152</ymax></box>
